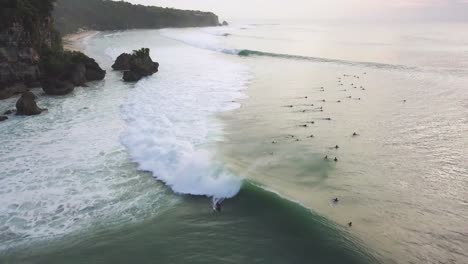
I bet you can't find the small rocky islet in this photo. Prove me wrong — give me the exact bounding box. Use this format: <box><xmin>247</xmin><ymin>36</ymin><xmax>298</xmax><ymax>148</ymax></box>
<box><xmin>0</xmin><ymin>46</ymin><xmax>159</xmax><ymax>119</ymax></box>
<box><xmin>0</xmin><ymin>0</ymin><xmax>222</xmax><ymax>121</ymax></box>
<box><xmin>0</xmin><ymin>47</ymin><xmax>158</xmax><ymax>119</ymax></box>
<box><xmin>112</xmin><ymin>48</ymin><xmax>159</xmax><ymax>82</ymax></box>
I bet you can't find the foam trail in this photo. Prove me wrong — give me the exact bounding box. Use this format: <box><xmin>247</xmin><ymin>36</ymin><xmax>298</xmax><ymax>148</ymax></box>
<box><xmin>118</xmin><ymin>41</ymin><xmax>249</xmax><ymax>199</ymax></box>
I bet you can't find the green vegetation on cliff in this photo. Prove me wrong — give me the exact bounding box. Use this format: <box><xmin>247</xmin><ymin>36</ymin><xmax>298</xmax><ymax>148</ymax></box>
<box><xmin>0</xmin><ymin>0</ymin><xmax>55</xmax><ymax>30</ymax></box>
<box><xmin>53</xmin><ymin>0</ymin><xmax>220</xmax><ymax>34</ymax></box>
<box><xmin>0</xmin><ymin>0</ymin><xmax>60</xmax><ymax>50</ymax></box>
<box><xmin>0</xmin><ymin>0</ymin><xmax>105</xmax><ymax>99</ymax></box>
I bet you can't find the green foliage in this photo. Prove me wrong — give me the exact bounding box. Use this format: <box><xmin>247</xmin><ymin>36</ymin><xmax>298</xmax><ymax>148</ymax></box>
<box><xmin>40</xmin><ymin>47</ymin><xmax>90</xmax><ymax>77</ymax></box>
<box><xmin>0</xmin><ymin>0</ymin><xmax>56</xmax><ymax>31</ymax></box>
<box><xmin>50</xmin><ymin>28</ymin><xmax>63</xmax><ymax>51</ymax></box>
<box><xmin>53</xmin><ymin>0</ymin><xmax>220</xmax><ymax>34</ymax></box>
<box><xmin>132</xmin><ymin>48</ymin><xmax>150</xmax><ymax>58</ymax></box>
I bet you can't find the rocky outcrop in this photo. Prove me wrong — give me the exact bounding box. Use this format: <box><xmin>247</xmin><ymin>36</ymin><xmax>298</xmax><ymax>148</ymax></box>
<box><xmin>40</xmin><ymin>51</ymin><xmax>106</xmax><ymax>95</ymax></box>
<box><xmin>41</xmin><ymin>78</ymin><xmax>74</xmax><ymax>95</ymax></box>
<box><xmin>66</xmin><ymin>63</ymin><xmax>86</xmax><ymax>86</ymax></box>
<box><xmin>84</xmin><ymin>59</ymin><xmax>106</xmax><ymax>81</ymax></box>
<box><xmin>54</xmin><ymin>0</ymin><xmax>221</xmax><ymax>35</ymax></box>
<box><xmin>0</xmin><ymin>116</ymin><xmax>7</xmax><ymax>122</ymax></box>
<box><xmin>0</xmin><ymin>23</ymin><xmax>50</xmax><ymax>99</ymax></box>
<box><xmin>221</xmin><ymin>21</ymin><xmax>229</xmax><ymax>26</ymax></box>
<box><xmin>0</xmin><ymin>0</ymin><xmax>57</xmax><ymax>99</ymax></box>
<box><xmin>1</xmin><ymin>1</ymin><xmax>106</xmax><ymax>99</ymax></box>
<box><xmin>112</xmin><ymin>53</ymin><xmax>132</xmax><ymax>70</ymax></box>
<box><xmin>114</xmin><ymin>48</ymin><xmax>159</xmax><ymax>82</ymax></box>
<box><xmin>15</xmin><ymin>91</ymin><xmax>45</xmax><ymax>115</ymax></box>
<box><xmin>123</xmin><ymin>56</ymin><xmax>159</xmax><ymax>82</ymax></box>
<box><xmin>3</xmin><ymin>109</ymin><xmax>15</xmax><ymax>115</ymax></box>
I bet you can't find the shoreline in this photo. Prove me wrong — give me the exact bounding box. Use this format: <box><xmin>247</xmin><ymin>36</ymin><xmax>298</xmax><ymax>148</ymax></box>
<box><xmin>63</xmin><ymin>30</ymin><xmax>99</xmax><ymax>52</ymax></box>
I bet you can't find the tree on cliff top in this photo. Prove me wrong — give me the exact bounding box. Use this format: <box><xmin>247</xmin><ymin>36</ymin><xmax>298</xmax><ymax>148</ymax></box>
<box><xmin>53</xmin><ymin>0</ymin><xmax>219</xmax><ymax>34</ymax></box>
<box><xmin>0</xmin><ymin>0</ymin><xmax>56</xmax><ymax>30</ymax></box>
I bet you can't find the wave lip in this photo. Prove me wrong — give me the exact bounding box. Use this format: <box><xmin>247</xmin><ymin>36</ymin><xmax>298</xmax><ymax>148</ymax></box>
<box><xmin>160</xmin><ymin>28</ymin><xmax>420</xmax><ymax>71</ymax></box>
<box><xmin>118</xmin><ymin>41</ymin><xmax>248</xmax><ymax>199</ymax></box>
<box><xmin>236</xmin><ymin>49</ymin><xmax>417</xmax><ymax>70</ymax></box>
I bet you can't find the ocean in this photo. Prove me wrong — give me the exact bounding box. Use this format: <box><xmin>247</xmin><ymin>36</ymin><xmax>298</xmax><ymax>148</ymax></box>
<box><xmin>0</xmin><ymin>21</ymin><xmax>467</xmax><ymax>263</ymax></box>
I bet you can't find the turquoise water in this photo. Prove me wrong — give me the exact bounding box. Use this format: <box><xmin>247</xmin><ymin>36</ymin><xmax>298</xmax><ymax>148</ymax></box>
<box><xmin>1</xmin><ymin>21</ymin><xmax>467</xmax><ymax>263</ymax></box>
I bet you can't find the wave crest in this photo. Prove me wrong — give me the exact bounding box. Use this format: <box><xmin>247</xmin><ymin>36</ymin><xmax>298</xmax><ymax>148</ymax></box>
<box><xmin>119</xmin><ymin>43</ymin><xmax>248</xmax><ymax>198</ymax></box>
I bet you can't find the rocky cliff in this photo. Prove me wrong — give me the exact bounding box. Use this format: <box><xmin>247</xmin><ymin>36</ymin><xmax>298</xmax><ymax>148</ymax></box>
<box><xmin>0</xmin><ymin>0</ymin><xmax>106</xmax><ymax>101</ymax></box>
<box><xmin>0</xmin><ymin>0</ymin><xmax>58</xmax><ymax>99</ymax></box>
<box><xmin>54</xmin><ymin>0</ymin><xmax>221</xmax><ymax>34</ymax></box>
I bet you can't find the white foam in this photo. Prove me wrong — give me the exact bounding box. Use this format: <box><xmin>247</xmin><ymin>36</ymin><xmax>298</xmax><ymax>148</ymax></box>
<box><xmin>0</xmin><ymin>33</ymin><xmax>180</xmax><ymax>250</ymax></box>
<box><xmin>119</xmin><ymin>31</ymin><xmax>249</xmax><ymax>199</ymax></box>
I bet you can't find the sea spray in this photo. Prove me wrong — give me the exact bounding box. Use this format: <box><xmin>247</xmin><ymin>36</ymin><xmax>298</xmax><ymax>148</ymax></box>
<box><xmin>118</xmin><ymin>37</ymin><xmax>249</xmax><ymax>198</ymax></box>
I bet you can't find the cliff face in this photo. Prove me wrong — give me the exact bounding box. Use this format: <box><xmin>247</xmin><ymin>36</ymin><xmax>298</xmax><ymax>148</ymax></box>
<box><xmin>0</xmin><ymin>1</ymin><xmax>54</xmax><ymax>99</ymax></box>
<box><xmin>54</xmin><ymin>0</ymin><xmax>220</xmax><ymax>34</ymax></box>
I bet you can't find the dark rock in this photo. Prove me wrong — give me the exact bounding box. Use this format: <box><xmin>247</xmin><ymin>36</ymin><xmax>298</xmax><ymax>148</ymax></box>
<box><xmin>41</xmin><ymin>79</ymin><xmax>74</xmax><ymax>95</ymax></box>
<box><xmin>16</xmin><ymin>92</ymin><xmax>44</xmax><ymax>115</ymax></box>
<box><xmin>112</xmin><ymin>53</ymin><xmax>132</xmax><ymax>70</ymax></box>
<box><xmin>0</xmin><ymin>83</ymin><xmax>28</xmax><ymax>99</ymax></box>
<box><xmin>222</xmin><ymin>21</ymin><xmax>229</xmax><ymax>26</ymax></box>
<box><xmin>26</xmin><ymin>81</ymin><xmax>41</xmax><ymax>88</ymax></box>
<box><xmin>122</xmin><ymin>70</ymin><xmax>142</xmax><ymax>82</ymax></box>
<box><xmin>0</xmin><ymin>116</ymin><xmax>7</xmax><ymax>122</ymax></box>
<box><xmin>58</xmin><ymin>63</ymin><xmax>86</xmax><ymax>86</ymax></box>
<box><xmin>3</xmin><ymin>109</ymin><xmax>15</xmax><ymax>115</ymax></box>
<box><xmin>68</xmin><ymin>63</ymin><xmax>87</xmax><ymax>86</ymax></box>
<box><xmin>0</xmin><ymin>6</ymin><xmax>52</xmax><ymax>100</ymax></box>
<box><xmin>129</xmin><ymin>57</ymin><xmax>159</xmax><ymax>77</ymax></box>
<box><xmin>41</xmin><ymin>51</ymin><xmax>106</xmax><ymax>87</ymax></box>
<box><xmin>84</xmin><ymin>59</ymin><xmax>106</xmax><ymax>81</ymax></box>
<box><xmin>120</xmin><ymin>48</ymin><xmax>159</xmax><ymax>82</ymax></box>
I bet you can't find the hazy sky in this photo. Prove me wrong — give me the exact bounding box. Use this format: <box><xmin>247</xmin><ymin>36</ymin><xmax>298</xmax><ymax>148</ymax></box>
<box><xmin>121</xmin><ymin>0</ymin><xmax>468</xmax><ymax>22</ymax></box>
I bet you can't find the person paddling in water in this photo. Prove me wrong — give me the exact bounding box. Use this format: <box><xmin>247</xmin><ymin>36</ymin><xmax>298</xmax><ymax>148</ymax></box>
<box><xmin>213</xmin><ymin>198</ymin><xmax>224</xmax><ymax>212</ymax></box>
<box><xmin>215</xmin><ymin>202</ymin><xmax>222</xmax><ymax>212</ymax></box>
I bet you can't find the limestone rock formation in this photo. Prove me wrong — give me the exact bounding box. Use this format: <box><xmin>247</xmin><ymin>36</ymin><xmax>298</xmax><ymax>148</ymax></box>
<box><xmin>15</xmin><ymin>91</ymin><xmax>45</xmax><ymax>115</ymax></box>
<box><xmin>114</xmin><ymin>48</ymin><xmax>159</xmax><ymax>82</ymax></box>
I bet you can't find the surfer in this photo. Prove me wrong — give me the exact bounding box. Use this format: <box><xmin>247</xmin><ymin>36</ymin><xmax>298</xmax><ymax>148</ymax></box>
<box><xmin>348</xmin><ymin>222</ymin><xmax>353</xmax><ymax>227</ymax></box>
<box><xmin>335</xmin><ymin>145</ymin><xmax>339</xmax><ymax>149</ymax></box>
<box><xmin>334</xmin><ymin>157</ymin><xmax>338</xmax><ymax>162</ymax></box>
<box><xmin>213</xmin><ymin>198</ymin><xmax>224</xmax><ymax>212</ymax></box>
<box><xmin>324</xmin><ymin>155</ymin><xmax>328</xmax><ymax>160</ymax></box>
<box><xmin>215</xmin><ymin>202</ymin><xmax>222</xmax><ymax>212</ymax></box>
<box><xmin>333</xmin><ymin>198</ymin><xmax>339</xmax><ymax>203</ymax></box>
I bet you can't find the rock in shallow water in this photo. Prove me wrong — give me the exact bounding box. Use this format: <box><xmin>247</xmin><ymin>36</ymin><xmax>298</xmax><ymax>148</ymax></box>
<box><xmin>41</xmin><ymin>79</ymin><xmax>74</xmax><ymax>95</ymax></box>
<box><xmin>114</xmin><ymin>48</ymin><xmax>159</xmax><ymax>82</ymax></box>
<box><xmin>3</xmin><ymin>109</ymin><xmax>15</xmax><ymax>115</ymax></box>
<box><xmin>122</xmin><ymin>70</ymin><xmax>141</xmax><ymax>82</ymax></box>
<box><xmin>15</xmin><ymin>91</ymin><xmax>45</xmax><ymax>115</ymax></box>
<box><xmin>0</xmin><ymin>116</ymin><xmax>8</xmax><ymax>122</ymax></box>
<box><xmin>68</xmin><ymin>63</ymin><xmax>87</xmax><ymax>86</ymax></box>
<box><xmin>84</xmin><ymin>59</ymin><xmax>106</xmax><ymax>81</ymax></box>
<box><xmin>112</xmin><ymin>53</ymin><xmax>132</xmax><ymax>71</ymax></box>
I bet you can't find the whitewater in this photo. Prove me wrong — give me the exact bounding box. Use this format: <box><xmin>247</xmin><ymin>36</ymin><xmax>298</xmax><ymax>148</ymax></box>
<box><xmin>0</xmin><ymin>29</ymin><xmax>249</xmax><ymax>251</ymax></box>
<box><xmin>115</xmin><ymin>38</ymin><xmax>249</xmax><ymax>198</ymax></box>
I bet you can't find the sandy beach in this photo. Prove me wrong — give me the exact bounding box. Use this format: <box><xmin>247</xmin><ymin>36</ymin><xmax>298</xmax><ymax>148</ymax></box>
<box><xmin>63</xmin><ymin>30</ymin><xmax>99</xmax><ymax>51</ymax></box>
